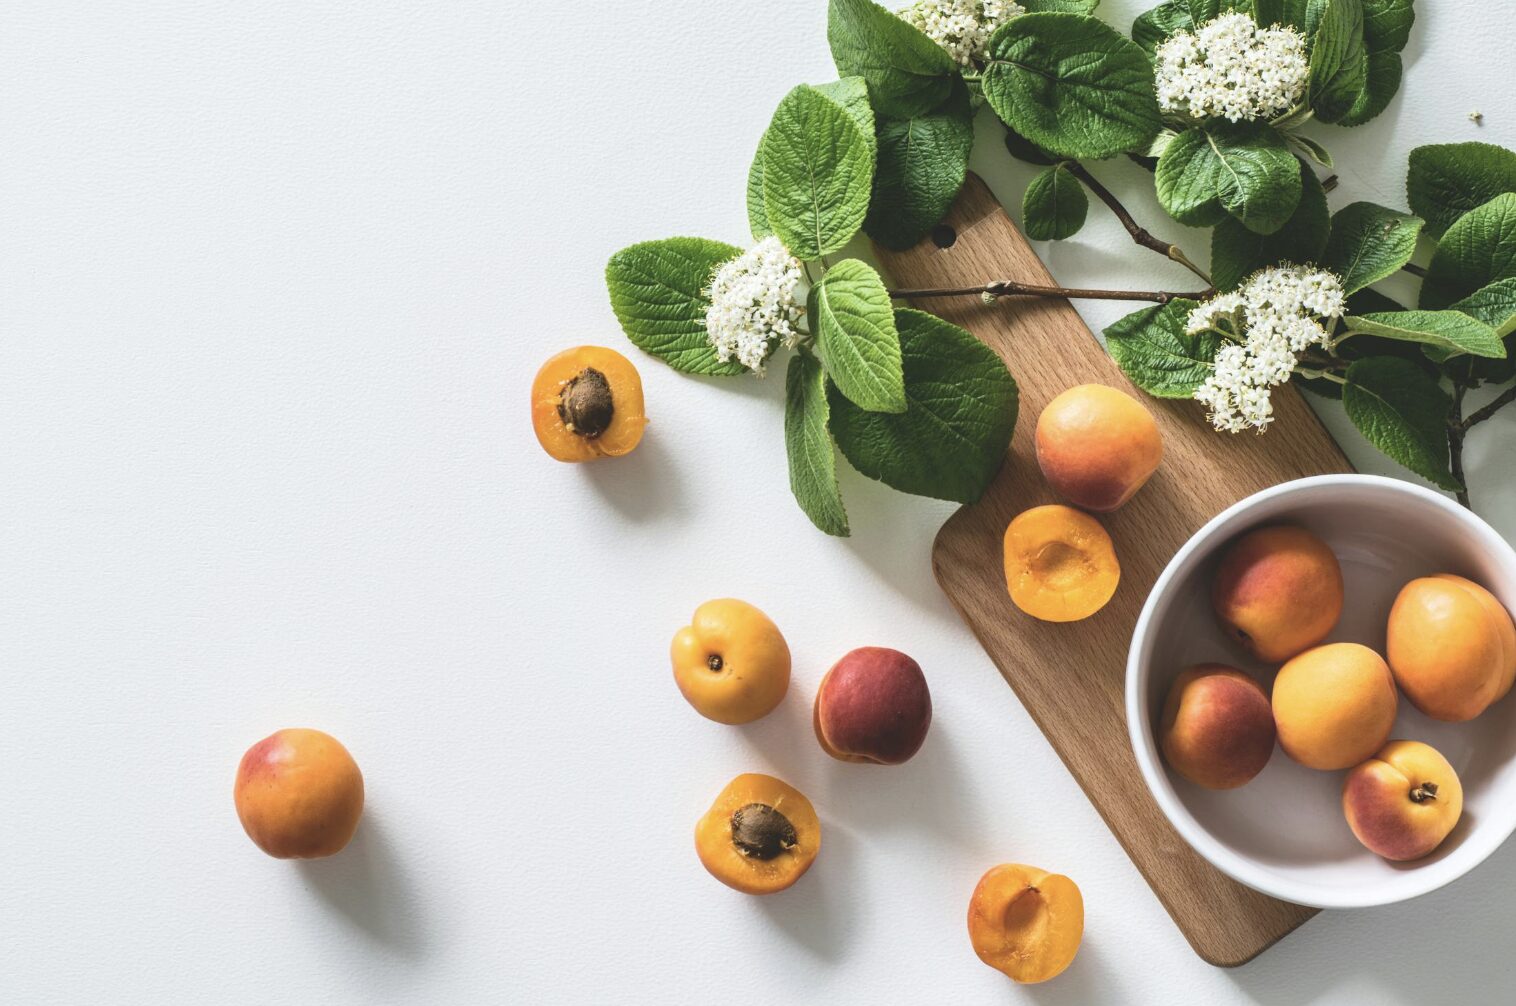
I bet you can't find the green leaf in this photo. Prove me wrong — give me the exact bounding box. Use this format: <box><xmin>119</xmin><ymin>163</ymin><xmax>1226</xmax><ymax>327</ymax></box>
<box><xmin>814</xmin><ymin>76</ymin><xmax>877</xmax><ymax>151</ymax></box>
<box><xmin>1022</xmin><ymin>163</ymin><xmax>1089</xmax><ymax>241</ymax></box>
<box><xmin>1321</xmin><ymin>201</ymin><xmax>1424</xmax><ymax>295</ymax></box>
<box><xmin>1021</xmin><ymin>0</ymin><xmax>1102</xmax><ymax>12</ymax></box>
<box><xmin>1342</xmin><ymin>356</ymin><xmax>1459</xmax><ymax>490</ymax></box>
<box><xmin>1342</xmin><ymin>310</ymin><xmax>1505</xmax><ymax>359</ymax></box>
<box><xmin>1132</xmin><ymin>1</ymin><xmax>1195</xmax><ymax>57</ymax></box>
<box><xmin>1004</xmin><ymin>126</ymin><xmax>1056</xmax><ymax>166</ymax></box>
<box><xmin>982</xmin><ymin>13</ymin><xmax>1161</xmax><ymax>160</ymax></box>
<box><xmin>1156</xmin><ymin>123</ymin><xmax>1302</xmax><ymax>233</ymax></box>
<box><xmin>865</xmin><ymin>89</ymin><xmax>975</xmax><ymax>250</ymax></box>
<box><xmin>1103</xmin><ymin>299</ymin><xmax>1222</xmax><ymax>397</ymax></box>
<box><xmin>1287</xmin><ymin>133</ymin><xmax>1334</xmax><ymax>169</ymax></box>
<box><xmin>746</xmin><ymin>136</ymin><xmax>772</xmax><ymax>240</ymax></box>
<box><xmin>1360</xmin><ymin>0</ymin><xmax>1414</xmax><ymax>51</ymax></box>
<box><xmin>808</xmin><ymin>259</ymin><xmax>907</xmax><ymax>413</ymax></box>
<box><xmin>1211</xmin><ymin>160</ymin><xmax>1328</xmax><ymax>291</ymax></box>
<box><xmin>1407</xmin><ymin>142</ymin><xmax>1516</xmax><ymax>238</ymax></box>
<box><xmin>1306</xmin><ymin>0</ymin><xmax>1367</xmax><ymax>124</ymax></box>
<box><xmin>827</xmin><ymin>0</ymin><xmax>959</xmax><ymax>119</ymax></box>
<box><xmin>829</xmin><ymin>308</ymin><xmax>1019</xmax><ymax>502</ymax></box>
<box><xmin>1421</xmin><ymin>193</ymin><xmax>1516</xmax><ymax>309</ymax></box>
<box><xmin>1449</xmin><ymin>277</ymin><xmax>1516</xmax><ymax>338</ymax></box>
<box><xmin>760</xmin><ymin>83</ymin><xmax>876</xmax><ymax>261</ymax></box>
<box><xmin>784</xmin><ymin>353</ymin><xmax>850</xmax><ymax>536</ymax></box>
<box><xmin>1339</xmin><ymin>49</ymin><xmax>1403</xmax><ymax>127</ymax></box>
<box><xmin>605</xmin><ymin>238</ymin><xmax>746</xmax><ymax>375</ymax></box>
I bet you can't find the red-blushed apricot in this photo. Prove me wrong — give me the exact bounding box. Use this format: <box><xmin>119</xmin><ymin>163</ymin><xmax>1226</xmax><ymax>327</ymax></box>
<box><xmin>1035</xmin><ymin>384</ymin><xmax>1162</xmax><ymax>511</ymax></box>
<box><xmin>1212</xmin><ymin>524</ymin><xmax>1343</xmax><ymax>663</ymax></box>
<box><xmin>1343</xmin><ymin>740</ymin><xmax>1463</xmax><ymax>861</ymax></box>
<box><xmin>531</xmin><ymin>346</ymin><xmax>646</xmax><ymax>462</ymax></box>
<box><xmin>1003</xmin><ymin>505</ymin><xmax>1120</xmax><ymax>622</ymax></box>
<box><xmin>695</xmin><ymin>773</ymin><xmax>819</xmax><ymax>895</ymax></box>
<box><xmin>1159</xmin><ymin>664</ymin><xmax>1275</xmax><ymax>789</ymax></box>
<box><xmin>671</xmin><ymin>599</ymin><xmax>790</xmax><ymax>724</ymax></box>
<box><xmin>813</xmin><ymin>647</ymin><xmax>931</xmax><ymax>765</ymax></box>
<box><xmin>234</xmin><ymin>728</ymin><xmax>363</xmax><ymax>859</ymax></box>
<box><xmin>1388</xmin><ymin>575</ymin><xmax>1512</xmax><ymax>721</ymax></box>
<box><xmin>967</xmin><ymin>864</ymin><xmax>1084</xmax><ymax>984</ymax></box>
<box><xmin>1272</xmin><ymin>643</ymin><xmax>1397</xmax><ymax>771</ymax></box>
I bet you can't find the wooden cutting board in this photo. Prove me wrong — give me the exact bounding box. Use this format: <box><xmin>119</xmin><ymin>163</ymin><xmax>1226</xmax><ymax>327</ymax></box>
<box><xmin>872</xmin><ymin>173</ymin><xmax>1352</xmax><ymax>967</ymax></box>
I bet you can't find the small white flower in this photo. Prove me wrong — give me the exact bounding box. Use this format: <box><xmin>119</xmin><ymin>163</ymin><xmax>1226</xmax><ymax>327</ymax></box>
<box><xmin>1188</xmin><ymin>265</ymin><xmax>1345</xmax><ymax>433</ymax></box>
<box><xmin>1155</xmin><ymin>12</ymin><xmax>1309</xmax><ymax>123</ymax></box>
<box><xmin>703</xmin><ymin>236</ymin><xmax>805</xmax><ymax>376</ymax></box>
<box><xmin>899</xmin><ymin>0</ymin><xmax>1025</xmax><ymax>67</ymax></box>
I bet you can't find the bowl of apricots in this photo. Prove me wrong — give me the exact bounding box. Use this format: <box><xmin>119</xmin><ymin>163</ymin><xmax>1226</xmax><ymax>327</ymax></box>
<box><xmin>1128</xmin><ymin>474</ymin><xmax>1516</xmax><ymax>908</ymax></box>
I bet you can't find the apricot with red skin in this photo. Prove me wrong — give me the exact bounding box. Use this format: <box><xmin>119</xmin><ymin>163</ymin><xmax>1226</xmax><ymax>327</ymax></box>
<box><xmin>1212</xmin><ymin>524</ymin><xmax>1343</xmax><ymax>663</ymax></box>
<box><xmin>1343</xmin><ymin>740</ymin><xmax>1463</xmax><ymax>861</ymax></box>
<box><xmin>1034</xmin><ymin>384</ymin><xmax>1162</xmax><ymax>511</ymax></box>
<box><xmin>813</xmin><ymin>647</ymin><xmax>931</xmax><ymax>765</ymax></box>
<box><xmin>1159</xmin><ymin>664</ymin><xmax>1275</xmax><ymax>790</ymax></box>
<box><xmin>234</xmin><ymin>728</ymin><xmax>364</xmax><ymax>859</ymax></box>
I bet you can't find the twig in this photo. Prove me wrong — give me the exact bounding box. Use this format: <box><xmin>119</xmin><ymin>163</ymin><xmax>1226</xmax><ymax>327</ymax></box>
<box><xmin>1462</xmin><ymin>384</ymin><xmax>1516</xmax><ymax>428</ymax></box>
<box><xmin>1322</xmin><ymin>175</ymin><xmax>1340</xmax><ymax>193</ymax></box>
<box><xmin>1062</xmin><ymin>161</ymin><xmax>1212</xmax><ymax>284</ymax></box>
<box><xmin>1402</xmin><ymin>262</ymin><xmax>1428</xmax><ymax>278</ymax></box>
<box><xmin>1449</xmin><ymin>383</ymin><xmax>1471</xmax><ymax>508</ymax></box>
<box><xmin>887</xmin><ymin>280</ymin><xmax>1212</xmax><ymax>305</ymax></box>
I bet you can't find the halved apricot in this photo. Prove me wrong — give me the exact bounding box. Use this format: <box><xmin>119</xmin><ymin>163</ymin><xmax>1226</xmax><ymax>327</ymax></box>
<box><xmin>530</xmin><ymin>346</ymin><xmax>647</xmax><ymax>462</ymax></box>
<box><xmin>695</xmin><ymin>773</ymin><xmax>819</xmax><ymax>895</ymax></box>
<box><xmin>967</xmin><ymin>864</ymin><xmax>1084</xmax><ymax>983</ymax></box>
<box><xmin>1003</xmin><ymin>505</ymin><xmax>1120</xmax><ymax>622</ymax></box>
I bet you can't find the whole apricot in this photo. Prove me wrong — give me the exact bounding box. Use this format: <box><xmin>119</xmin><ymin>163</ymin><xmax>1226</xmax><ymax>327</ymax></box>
<box><xmin>234</xmin><ymin>728</ymin><xmax>364</xmax><ymax>859</ymax></box>
<box><xmin>531</xmin><ymin>345</ymin><xmax>647</xmax><ymax>462</ymax></box>
<box><xmin>1159</xmin><ymin>664</ymin><xmax>1275</xmax><ymax>790</ymax></box>
<box><xmin>671</xmin><ymin>599</ymin><xmax>790</xmax><ymax>724</ymax></box>
<box><xmin>695</xmin><ymin>773</ymin><xmax>820</xmax><ymax>895</ymax></box>
<box><xmin>813</xmin><ymin>647</ymin><xmax>932</xmax><ymax>765</ymax></box>
<box><xmin>1434</xmin><ymin>575</ymin><xmax>1516</xmax><ymax>702</ymax></box>
<box><xmin>1388</xmin><ymin>575</ymin><xmax>1512</xmax><ymax>721</ymax></box>
<box><xmin>1003</xmin><ymin>504</ymin><xmax>1120</xmax><ymax>622</ymax></box>
<box><xmin>1212</xmin><ymin>524</ymin><xmax>1343</xmax><ymax>663</ymax></box>
<box><xmin>1272</xmin><ymin>643</ymin><xmax>1397</xmax><ymax>771</ymax></box>
<box><xmin>967</xmin><ymin>864</ymin><xmax>1084</xmax><ymax>984</ymax></box>
<box><xmin>1035</xmin><ymin>383</ymin><xmax>1163</xmax><ymax>511</ymax></box>
<box><xmin>1343</xmin><ymin>740</ymin><xmax>1463</xmax><ymax>861</ymax></box>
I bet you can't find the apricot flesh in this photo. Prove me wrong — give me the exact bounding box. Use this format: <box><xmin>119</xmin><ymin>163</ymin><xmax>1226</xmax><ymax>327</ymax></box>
<box><xmin>1212</xmin><ymin>524</ymin><xmax>1343</xmax><ymax>663</ymax></box>
<box><xmin>234</xmin><ymin>728</ymin><xmax>364</xmax><ymax>859</ymax></box>
<box><xmin>1003</xmin><ymin>505</ymin><xmax>1120</xmax><ymax>622</ymax></box>
<box><xmin>967</xmin><ymin>864</ymin><xmax>1083</xmax><ymax>984</ymax></box>
<box><xmin>1159</xmin><ymin>664</ymin><xmax>1275</xmax><ymax>790</ymax></box>
<box><xmin>1035</xmin><ymin>383</ymin><xmax>1163</xmax><ymax>511</ymax></box>
<box><xmin>695</xmin><ymin>773</ymin><xmax>819</xmax><ymax>895</ymax></box>
<box><xmin>531</xmin><ymin>345</ymin><xmax>647</xmax><ymax>462</ymax></box>
<box><xmin>1272</xmin><ymin>643</ymin><xmax>1397</xmax><ymax>771</ymax></box>
<box><xmin>1343</xmin><ymin>740</ymin><xmax>1463</xmax><ymax>861</ymax></box>
<box><xmin>813</xmin><ymin>647</ymin><xmax>931</xmax><ymax>765</ymax></box>
<box><xmin>1388</xmin><ymin>575</ymin><xmax>1512</xmax><ymax>722</ymax></box>
<box><xmin>671</xmin><ymin>599</ymin><xmax>790</xmax><ymax>724</ymax></box>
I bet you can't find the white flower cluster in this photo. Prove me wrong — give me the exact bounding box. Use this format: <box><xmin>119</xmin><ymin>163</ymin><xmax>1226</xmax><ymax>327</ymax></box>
<box><xmin>704</xmin><ymin>236</ymin><xmax>804</xmax><ymax>375</ymax></box>
<box><xmin>1188</xmin><ymin>265</ymin><xmax>1346</xmax><ymax>433</ymax></box>
<box><xmin>1155</xmin><ymin>12</ymin><xmax>1309</xmax><ymax>122</ymax></box>
<box><xmin>899</xmin><ymin>0</ymin><xmax>1025</xmax><ymax>67</ymax></box>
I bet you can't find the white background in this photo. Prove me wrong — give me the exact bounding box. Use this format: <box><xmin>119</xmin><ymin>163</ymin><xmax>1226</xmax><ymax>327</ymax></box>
<box><xmin>3</xmin><ymin>1</ymin><xmax>1514</xmax><ymax>1003</ymax></box>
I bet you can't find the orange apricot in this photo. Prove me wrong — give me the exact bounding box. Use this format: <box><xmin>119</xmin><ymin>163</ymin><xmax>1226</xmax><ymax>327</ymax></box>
<box><xmin>1272</xmin><ymin>643</ymin><xmax>1397</xmax><ymax>771</ymax></box>
<box><xmin>967</xmin><ymin>864</ymin><xmax>1084</xmax><ymax>984</ymax></box>
<box><xmin>1433</xmin><ymin>574</ymin><xmax>1516</xmax><ymax>703</ymax></box>
<box><xmin>234</xmin><ymin>728</ymin><xmax>364</xmax><ymax>859</ymax></box>
<box><xmin>1212</xmin><ymin>524</ymin><xmax>1343</xmax><ymax>664</ymax></box>
<box><xmin>1003</xmin><ymin>504</ymin><xmax>1120</xmax><ymax>622</ymax></box>
<box><xmin>671</xmin><ymin>599</ymin><xmax>791</xmax><ymax>724</ymax></box>
<box><xmin>1035</xmin><ymin>383</ymin><xmax>1163</xmax><ymax>511</ymax></box>
<box><xmin>695</xmin><ymin>773</ymin><xmax>820</xmax><ymax>895</ymax></box>
<box><xmin>530</xmin><ymin>345</ymin><xmax>647</xmax><ymax>462</ymax></box>
<box><xmin>1388</xmin><ymin>576</ymin><xmax>1509</xmax><ymax>722</ymax></box>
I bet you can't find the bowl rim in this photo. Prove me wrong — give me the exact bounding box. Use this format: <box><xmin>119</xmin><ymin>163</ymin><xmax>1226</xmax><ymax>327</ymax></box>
<box><xmin>1126</xmin><ymin>473</ymin><xmax>1516</xmax><ymax>909</ymax></box>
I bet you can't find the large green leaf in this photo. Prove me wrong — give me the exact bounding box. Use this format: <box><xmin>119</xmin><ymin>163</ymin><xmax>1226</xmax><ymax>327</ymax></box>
<box><xmin>605</xmin><ymin>238</ymin><xmax>745</xmax><ymax>375</ymax></box>
<box><xmin>865</xmin><ymin>89</ymin><xmax>975</xmax><ymax>250</ymax></box>
<box><xmin>1103</xmin><ymin>299</ymin><xmax>1221</xmax><ymax>398</ymax></box>
<box><xmin>784</xmin><ymin>353</ymin><xmax>850</xmax><ymax>536</ymax></box>
<box><xmin>1359</xmin><ymin>0</ymin><xmax>1414</xmax><ymax>50</ymax></box>
<box><xmin>814</xmin><ymin>76</ymin><xmax>877</xmax><ymax>151</ymax></box>
<box><xmin>1339</xmin><ymin>50</ymin><xmax>1402</xmax><ymax>127</ymax></box>
<box><xmin>808</xmin><ymin>259</ymin><xmax>907</xmax><ymax>413</ymax></box>
<box><xmin>1132</xmin><ymin>1</ymin><xmax>1195</xmax><ymax>56</ymax></box>
<box><xmin>1342</xmin><ymin>356</ymin><xmax>1458</xmax><ymax>490</ymax></box>
<box><xmin>829</xmin><ymin>309</ymin><xmax>1019</xmax><ymax>502</ymax></box>
<box><xmin>982</xmin><ymin>13</ymin><xmax>1161</xmax><ymax>160</ymax></box>
<box><xmin>1340</xmin><ymin>0</ymin><xmax>1416</xmax><ymax>130</ymax></box>
<box><xmin>827</xmin><ymin>0</ymin><xmax>959</xmax><ymax>119</ymax></box>
<box><xmin>1022</xmin><ymin>0</ymin><xmax>1102</xmax><ymax>12</ymax></box>
<box><xmin>1421</xmin><ymin>193</ymin><xmax>1516</xmax><ymax>309</ymax></box>
<box><xmin>1342</xmin><ymin>310</ymin><xmax>1505</xmax><ymax>359</ymax></box>
<box><xmin>1022</xmin><ymin>163</ymin><xmax>1089</xmax><ymax>241</ymax></box>
<box><xmin>1306</xmin><ymin>0</ymin><xmax>1367</xmax><ymax>124</ymax></box>
<box><xmin>1211</xmin><ymin>161</ymin><xmax>1328</xmax><ymax>291</ymax></box>
<box><xmin>760</xmin><ymin>84</ymin><xmax>876</xmax><ymax>261</ymax></box>
<box><xmin>746</xmin><ymin>135</ymin><xmax>772</xmax><ymax>240</ymax></box>
<box><xmin>1449</xmin><ymin>277</ymin><xmax>1516</xmax><ymax>338</ymax></box>
<box><xmin>1156</xmin><ymin>122</ymin><xmax>1302</xmax><ymax>233</ymax></box>
<box><xmin>1407</xmin><ymin>143</ymin><xmax>1516</xmax><ymax>238</ymax></box>
<box><xmin>1321</xmin><ymin>201</ymin><xmax>1424</xmax><ymax>295</ymax></box>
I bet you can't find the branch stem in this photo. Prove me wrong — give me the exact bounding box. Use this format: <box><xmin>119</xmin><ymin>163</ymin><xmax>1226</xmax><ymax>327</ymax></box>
<box><xmin>1462</xmin><ymin>384</ymin><xmax>1516</xmax><ymax>428</ymax></box>
<box><xmin>1062</xmin><ymin>161</ymin><xmax>1213</xmax><ymax>284</ymax></box>
<box><xmin>1450</xmin><ymin>383</ymin><xmax>1471</xmax><ymax>508</ymax></box>
<box><xmin>887</xmin><ymin>280</ymin><xmax>1211</xmax><ymax>304</ymax></box>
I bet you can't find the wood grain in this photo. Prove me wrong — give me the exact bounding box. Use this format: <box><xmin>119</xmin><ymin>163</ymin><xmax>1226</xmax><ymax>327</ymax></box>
<box><xmin>873</xmin><ymin>174</ymin><xmax>1352</xmax><ymax>967</ymax></box>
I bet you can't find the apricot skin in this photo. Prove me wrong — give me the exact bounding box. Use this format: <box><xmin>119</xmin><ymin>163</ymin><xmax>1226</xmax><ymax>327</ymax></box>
<box><xmin>671</xmin><ymin>599</ymin><xmax>790</xmax><ymax>725</ymax></box>
<box><xmin>1159</xmin><ymin>665</ymin><xmax>1275</xmax><ymax>790</ymax></box>
<box><xmin>530</xmin><ymin>345</ymin><xmax>647</xmax><ymax>462</ymax></box>
<box><xmin>1388</xmin><ymin>576</ymin><xmax>1511</xmax><ymax>722</ymax></box>
<box><xmin>967</xmin><ymin>864</ymin><xmax>1083</xmax><ymax>984</ymax></box>
<box><xmin>1435</xmin><ymin>575</ymin><xmax>1516</xmax><ymax>702</ymax></box>
<box><xmin>234</xmin><ymin>729</ymin><xmax>364</xmax><ymax>859</ymax></box>
<box><xmin>1343</xmin><ymin>740</ymin><xmax>1463</xmax><ymax>862</ymax></box>
<box><xmin>1272</xmin><ymin>643</ymin><xmax>1397</xmax><ymax>771</ymax></box>
<box><xmin>1003</xmin><ymin>504</ymin><xmax>1120</xmax><ymax>623</ymax></box>
<box><xmin>695</xmin><ymin>773</ymin><xmax>819</xmax><ymax>895</ymax></box>
<box><xmin>1035</xmin><ymin>384</ymin><xmax>1163</xmax><ymax>511</ymax></box>
<box><xmin>813</xmin><ymin>647</ymin><xmax>931</xmax><ymax>765</ymax></box>
<box><xmin>1212</xmin><ymin>525</ymin><xmax>1343</xmax><ymax>664</ymax></box>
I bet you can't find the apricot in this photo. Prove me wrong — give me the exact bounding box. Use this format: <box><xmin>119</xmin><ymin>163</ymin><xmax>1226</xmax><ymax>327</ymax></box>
<box><xmin>1272</xmin><ymin>643</ymin><xmax>1397</xmax><ymax>771</ymax></box>
<box><xmin>1034</xmin><ymin>384</ymin><xmax>1163</xmax><ymax>511</ymax></box>
<box><xmin>1159</xmin><ymin>664</ymin><xmax>1275</xmax><ymax>790</ymax></box>
<box><xmin>1003</xmin><ymin>505</ymin><xmax>1120</xmax><ymax>622</ymax></box>
<box><xmin>695</xmin><ymin>773</ymin><xmax>820</xmax><ymax>895</ymax></box>
<box><xmin>1212</xmin><ymin>524</ymin><xmax>1343</xmax><ymax>663</ymax></box>
<box><xmin>530</xmin><ymin>345</ymin><xmax>647</xmax><ymax>462</ymax></box>
<box><xmin>234</xmin><ymin>728</ymin><xmax>364</xmax><ymax>859</ymax></box>
<box><xmin>671</xmin><ymin>599</ymin><xmax>790</xmax><ymax>724</ymax></box>
<box><xmin>1388</xmin><ymin>575</ymin><xmax>1514</xmax><ymax>721</ymax></box>
<box><xmin>967</xmin><ymin>864</ymin><xmax>1084</xmax><ymax>984</ymax></box>
<box><xmin>813</xmin><ymin>647</ymin><xmax>932</xmax><ymax>765</ymax></box>
<box><xmin>1343</xmin><ymin>740</ymin><xmax>1463</xmax><ymax>861</ymax></box>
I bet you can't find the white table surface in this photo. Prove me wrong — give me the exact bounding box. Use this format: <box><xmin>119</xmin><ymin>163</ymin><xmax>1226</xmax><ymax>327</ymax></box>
<box><xmin>3</xmin><ymin>1</ymin><xmax>1514</xmax><ymax>1002</ymax></box>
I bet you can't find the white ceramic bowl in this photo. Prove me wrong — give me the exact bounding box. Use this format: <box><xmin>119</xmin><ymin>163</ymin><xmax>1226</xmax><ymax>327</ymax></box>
<box><xmin>1127</xmin><ymin>474</ymin><xmax>1516</xmax><ymax>909</ymax></box>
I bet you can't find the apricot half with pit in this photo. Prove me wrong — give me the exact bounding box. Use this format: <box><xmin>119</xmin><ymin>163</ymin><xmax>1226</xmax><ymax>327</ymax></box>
<box><xmin>1343</xmin><ymin>740</ymin><xmax>1463</xmax><ymax>861</ymax></box>
<box><xmin>1272</xmin><ymin>643</ymin><xmax>1397</xmax><ymax>771</ymax></box>
<box><xmin>967</xmin><ymin>864</ymin><xmax>1084</xmax><ymax>984</ymax></box>
<box><xmin>695</xmin><ymin>773</ymin><xmax>820</xmax><ymax>895</ymax></box>
<box><xmin>671</xmin><ymin>599</ymin><xmax>790</xmax><ymax>724</ymax></box>
<box><xmin>234</xmin><ymin>728</ymin><xmax>364</xmax><ymax>859</ymax></box>
<box><xmin>1387</xmin><ymin>574</ymin><xmax>1515</xmax><ymax>722</ymax></box>
<box><xmin>1035</xmin><ymin>383</ymin><xmax>1163</xmax><ymax>511</ymax></box>
<box><xmin>1003</xmin><ymin>504</ymin><xmax>1120</xmax><ymax>622</ymax></box>
<box><xmin>1212</xmin><ymin>524</ymin><xmax>1343</xmax><ymax>663</ymax></box>
<box><xmin>531</xmin><ymin>345</ymin><xmax>647</xmax><ymax>462</ymax></box>
<box><xmin>813</xmin><ymin>646</ymin><xmax>932</xmax><ymax>765</ymax></box>
<box><xmin>1159</xmin><ymin>664</ymin><xmax>1275</xmax><ymax>790</ymax></box>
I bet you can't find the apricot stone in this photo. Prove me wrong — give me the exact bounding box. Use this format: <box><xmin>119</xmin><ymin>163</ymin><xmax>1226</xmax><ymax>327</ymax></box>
<box><xmin>1035</xmin><ymin>383</ymin><xmax>1163</xmax><ymax>511</ymax></box>
<box><xmin>1003</xmin><ymin>505</ymin><xmax>1120</xmax><ymax>622</ymax></box>
<box><xmin>234</xmin><ymin>728</ymin><xmax>364</xmax><ymax>859</ymax></box>
<box><xmin>967</xmin><ymin>864</ymin><xmax>1084</xmax><ymax>984</ymax></box>
<box><xmin>1272</xmin><ymin>643</ymin><xmax>1397</xmax><ymax>771</ymax></box>
<box><xmin>1343</xmin><ymin>740</ymin><xmax>1463</xmax><ymax>861</ymax></box>
<box><xmin>1388</xmin><ymin>575</ymin><xmax>1513</xmax><ymax>722</ymax></box>
<box><xmin>1159</xmin><ymin>664</ymin><xmax>1275</xmax><ymax>790</ymax></box>
<box><xmin>1212</xmin><ymin>524</ymin><xmax>1343</xmax><ymax>663</ymax></box>
<box><xmin>813</xmin><ymin>647</ymin><xmax>931</xmax><ymax>765</ymax></box>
